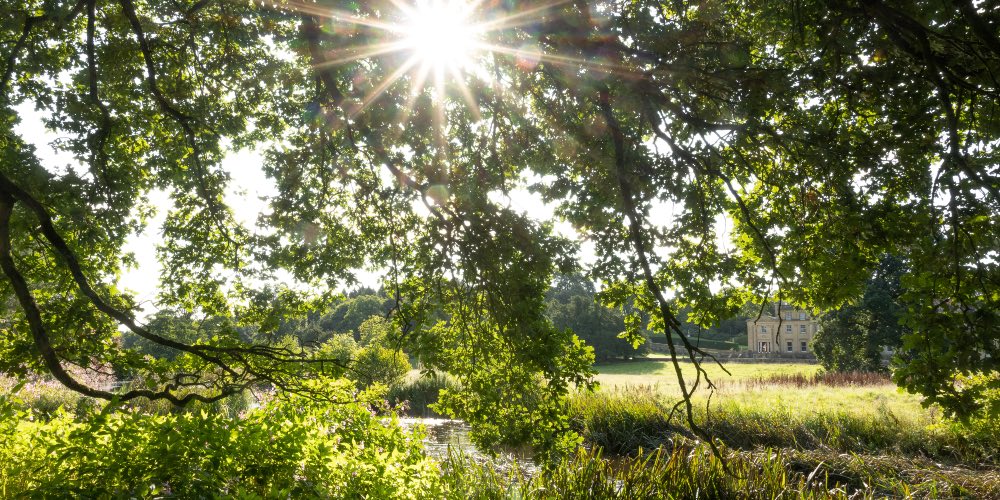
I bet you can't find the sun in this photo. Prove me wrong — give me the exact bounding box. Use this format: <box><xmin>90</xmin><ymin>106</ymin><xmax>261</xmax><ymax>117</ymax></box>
<box><xmin>398</xmin><ymin>0</ymin><xmax>482</xmax><ymax>75</ymax></box>
<box><xmin>305</xmin><ymin>0</ymin><xmax>573</xmax><ymax>118</ymax></box>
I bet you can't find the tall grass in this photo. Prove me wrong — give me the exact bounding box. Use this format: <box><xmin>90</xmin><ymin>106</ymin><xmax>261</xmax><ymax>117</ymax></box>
<box><xmin>388</xmin><ymin>373</ymin><xmax>461</xmax><ymax>417</ymax></box>
<box><xmin>440</xmin><ymin>443</ymin><xmax>1000</xmax><ymax>499</ymax></box>
<box><xmin>568</xmin><ymin>389</ymin><xmax>1000</xmax><ymax>465</ymax></box>
<box><xmin>736</xmin><ymin>371</ymin><xmax>891</xmax><ymax>389</ymax></box>
<box><xmin>567</xmin><ymin>387</ymin><xmax>687</xmax><ymax>455</ymax></box>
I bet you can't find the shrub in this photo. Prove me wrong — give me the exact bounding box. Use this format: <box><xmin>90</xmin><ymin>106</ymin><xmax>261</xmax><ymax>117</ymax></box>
<box><xmin>0</xmin><ymin>378</ymin><xmax>444</xmax><ymax>498</ymax></box>
<box><xmin>352</xmin><ymin>345</ymin><xmax>411</xmax><ymax>390</ymax></box>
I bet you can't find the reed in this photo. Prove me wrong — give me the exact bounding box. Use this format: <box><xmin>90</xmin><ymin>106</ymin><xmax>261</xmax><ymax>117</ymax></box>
<box><xmin>387</xmin><ymin>372</ymin><xmax>461</xmax><ymax>417</ymax></box>
<box><xmin>440</xmin><ymin>442</ymin><xmax>1000</xmax><ymax>499</ymax></box>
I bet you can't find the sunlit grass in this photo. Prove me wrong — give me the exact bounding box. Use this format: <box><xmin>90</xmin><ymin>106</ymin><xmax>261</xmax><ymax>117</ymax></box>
<box><xmin>441</xmin><ymin>443</ymin><xmax>1000</xmax><ymax>499</ymax></box>
<box><xmin>594</xmin><ymin>360</ymin><xmax>822</xmax><ymax>393</ymax></box>
<box><xmin>590</xmin><ymin>360</ymin><xmax>937</xmax><ymax>440</ymax></box>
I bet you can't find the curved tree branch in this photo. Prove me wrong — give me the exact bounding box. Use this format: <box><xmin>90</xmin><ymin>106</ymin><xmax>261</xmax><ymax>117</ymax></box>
<box><xmin>0</xmin><ymin>170</ymin><xmax>347</xmax><ymax>403</ymax></box>
<box><xmin>596</xmin><ymin>87</ymin><xmax>728</xmax><ymax>461</ymax></box>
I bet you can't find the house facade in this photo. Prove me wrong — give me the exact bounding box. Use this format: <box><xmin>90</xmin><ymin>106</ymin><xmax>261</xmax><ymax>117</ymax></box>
<box><xmin>746</xmin><ymin>303</ymin><xmax>819</xmax><ymax>355</ymax></box>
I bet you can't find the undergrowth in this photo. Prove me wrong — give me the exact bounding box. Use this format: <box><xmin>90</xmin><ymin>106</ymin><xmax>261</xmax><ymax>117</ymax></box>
<box><xmin>440</xmin><ymin>443</ymin><xmax>1000</xmax><ymax>499</ymax></box>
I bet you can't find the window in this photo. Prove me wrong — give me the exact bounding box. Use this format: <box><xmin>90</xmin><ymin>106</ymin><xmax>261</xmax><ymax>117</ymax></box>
<box><xmin>801</xmin><ymin>341</ymin><xmax>808</xmax><ymax>352</ymax></box>
<box><xmin>800</xmin><ymin>325</ymin><xmax>806</xmax><ymax>333</ymax></box>
<box><xmin>786</xmin><ymin>325</ymin><xmax>792</xmax><ymax>333</ymax></box>
<box><xmin>786</xmin><ymin>341</ymin><xmax>793</xmax><ymax>352</ymax></box>
<box><xmin>760</xmin><ymin>342</ymin><xmax>769</xmax><ymax>352</ymax></box>
<box><xmin>785</xmin><ymin>312</ymin><xmax>792</xmax><ymax>320</ymax></box>
<box><xmin>761</xmin><ymin>326</ymin><xmax>767</xmax><ymax>333</ymax></box>
<box><xmin>799</xmin><ymin>312</ymin><xmax>806</xmax><ymax>320</ymax></box>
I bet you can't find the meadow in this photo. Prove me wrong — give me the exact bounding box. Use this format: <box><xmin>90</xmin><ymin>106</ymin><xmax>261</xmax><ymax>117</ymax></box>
<box><xmin>544</xmin><ymin>359</ymin><xmax>1000</xmax><ymax>497</ymax></box>
<box><xmin>592</xmin><ymin>360</ymin><xmax>931</xmax><ymax>422</ymax></box>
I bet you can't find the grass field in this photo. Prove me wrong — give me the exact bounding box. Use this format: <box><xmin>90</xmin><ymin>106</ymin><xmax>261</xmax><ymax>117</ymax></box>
<box><xmin>594</xmin><ymin>359</ymin><xmax>823</xmax><ymax>391</ymax></box>
<box><xmin>592</xmin><ymin>360</ymin><xmax>932</xmax><ymax>422</ymax></box>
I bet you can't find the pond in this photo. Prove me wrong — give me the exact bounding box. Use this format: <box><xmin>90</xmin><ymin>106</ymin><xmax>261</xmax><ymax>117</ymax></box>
<box><xmin>398</xmin><ymin>417</ymin><xmax>538</xmax><ymax>475</ymax></box>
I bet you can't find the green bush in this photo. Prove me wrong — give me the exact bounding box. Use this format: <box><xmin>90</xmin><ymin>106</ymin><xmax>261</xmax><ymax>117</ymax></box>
<box><xmin>353</xmin><ymin>345</ymin><xmax>411</xmax><ymax>390</ymax></box>
<box><xmin>0</xmin><ymin>378</ymin><xmax>444</xmax><ymax>498</ymax></box>
<box><xmin>349</xmin><ymin>316</ymin><xmax>411</xmax><ymax>390</ymax></box>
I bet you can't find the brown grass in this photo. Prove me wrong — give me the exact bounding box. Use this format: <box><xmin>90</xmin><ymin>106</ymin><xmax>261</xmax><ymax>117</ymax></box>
<box><xmin>735</xmin><ymin>371</ymin><xmax>892</xmax><ymax>390</ymax></box>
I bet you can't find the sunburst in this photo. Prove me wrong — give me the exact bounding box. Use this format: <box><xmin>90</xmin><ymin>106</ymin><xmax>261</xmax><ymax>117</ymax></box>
<box><xmin>397</xmin><ymin>0</ymin><xmax>483</xmax><ymax>77</ymax></box>
<box><xmin>292</xmin><ymin>0</ymin><xmax>584</xmax><ymax>100</ymax></box>
<box><xmin>281</xmin><ymin>0</ymin><xmax>616</xmax><ymax>157</ymax></box>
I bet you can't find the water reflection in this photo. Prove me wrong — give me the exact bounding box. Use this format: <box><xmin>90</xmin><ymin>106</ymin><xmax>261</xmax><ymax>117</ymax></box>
<box><xmin>398</xmin><ymin>417</ymin><xmax>537</xmax><ymax>475</ymax></box>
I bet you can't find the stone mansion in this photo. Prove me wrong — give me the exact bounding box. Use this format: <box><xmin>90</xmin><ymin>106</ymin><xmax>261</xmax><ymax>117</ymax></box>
<box><xmin>746</xmin><ymin>303</ymin><xmax>819</xmax><ymax>354</ymax></box>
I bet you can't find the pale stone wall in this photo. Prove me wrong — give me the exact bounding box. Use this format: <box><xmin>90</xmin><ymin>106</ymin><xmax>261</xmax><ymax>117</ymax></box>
<box><xmin>746</xmin><ymin>304</ymin><xmax>819</xmax><ymax>354</ymax></box>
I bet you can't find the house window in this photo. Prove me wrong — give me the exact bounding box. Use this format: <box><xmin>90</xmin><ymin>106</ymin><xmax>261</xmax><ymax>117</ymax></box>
<box><xmin>785</xmin><ymin>312</ymin><xmax>792</xmax><ymax>320</ymax></box>
<box><xmin>800</xmin><ymin>325</ymin><xmax>806</xmax><ymax>333</ymax></box>
<box><xmin>786</xmin><ymin>341</ymin><xmax>793</xmax><ymax>352</ymax></box>
<box><xmin>760</xmin><ymin>342</ymin><xmax>769</xmax><ymax>352</ymax></box>
<box><xmin>799</xmin><ymin>312</ymin><xmax>806</xmax><ymax>320</ymax></box>
<box><xmin>761</xmin><ymin>326</ymin><xmax>767</xmax><ymax>333</ymax></box>
<box><xmin>786</xmin><ymin>325</ymin><xmax>792</xmax><ymax>333</ymax></box>
<box><xmin>801</xmin><ymin>341</ymin><xmax>808</xmax><ymax>352</ymax></box>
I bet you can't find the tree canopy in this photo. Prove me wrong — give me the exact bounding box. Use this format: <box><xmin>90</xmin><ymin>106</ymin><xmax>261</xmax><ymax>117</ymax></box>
<box><xmin>2</xmin><ymin>0</ymin><xmax>999</xmax><ymax>451</ymax></box>
<box><xmin>812</xmin><ymin>255</ymin><xmax>909</xmax><ymax>372</ymax></box>
<box><xmin>545</xmin><ymin>273</ymin><xmax>648</xmax><ymax>361</ymax></box>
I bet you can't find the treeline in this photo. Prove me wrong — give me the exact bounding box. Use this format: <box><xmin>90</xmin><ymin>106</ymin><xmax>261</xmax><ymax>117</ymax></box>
<box><xmin>86</xmin><ymin>269</ymin><xmax>914</xmax><ymax>390</ymax></box>
<box><xmin>123</xmin><ymin>275</ymin><xmax>662</xmax><ymax>369</ymax></box>
<box><xmin>121</xmin><ymin>289</ymin><xmax>409</xmax><ymax>390</ymax></box>
<box><xmin>129</xmin><ymin>274</ymin><xmax>821</xmax><ymax>370</ymax></box>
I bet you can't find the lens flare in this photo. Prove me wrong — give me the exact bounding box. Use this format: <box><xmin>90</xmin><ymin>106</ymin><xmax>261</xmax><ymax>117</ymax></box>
<box><xmin>400</xmin><ymin>0</ymin><xmax>481</xmax><ymax>74</ymax></box>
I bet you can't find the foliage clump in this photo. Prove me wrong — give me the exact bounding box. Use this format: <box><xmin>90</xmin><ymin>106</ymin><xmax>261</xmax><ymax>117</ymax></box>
<box><xmin>0</xmin><ymin>379</ymin><xmax>444</xmax><ymax>498</ymax></box>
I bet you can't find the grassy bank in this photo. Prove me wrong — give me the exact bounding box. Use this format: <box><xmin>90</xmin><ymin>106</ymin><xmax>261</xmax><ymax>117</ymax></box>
<box><xmin>593</xmin><ymin>360</ymin><xmax>929</xmax><ymax>423</ymax></box>
<box><xmin>568</xmin><ymin>388</ymin><xmax>999</xmax><ymax>465</ymax></box>
<box><xmin>441</xmin><ymin>443</ymin><xmax>1000</xmax><ymax>499</ymax></box>
<box><xmin>574</xmin><ymin>361</ymin><xmax>999</xmax><ymax>464</ymax></box>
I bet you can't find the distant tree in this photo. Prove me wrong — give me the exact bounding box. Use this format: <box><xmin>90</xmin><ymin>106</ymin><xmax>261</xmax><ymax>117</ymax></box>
<box><xmin>357</xmin><ymin>315</ymin><xmax>392</xmax><ymax>347</ymax></box>
<box><xmin>813</xmin><ymin>308</ymin><xmax>879</xmax><ymax>372</ymax></box>
<box><xmin>316</xmin><ymin>334</ymin><xmax>358</xmax><ymax>368</ymax></box>
<box><xmin>546</xmin><ymin>275</ymin><xmax>647</xmax><ymax>361</ymax></box>
<box><xmin>320</xmin><ymin>294</ymin><xmax>390</xmax><ymax>339</ymax></box>
<box><xmin>813</xmin><ymin>256</ymin><xmax>909</xmax><ymax>372</ymax></box>
<box><xmin>350</xmin><ymin>317</ymin><xmax>410</xmax><ymax>389</ymax></box>
<box><xmin>862</xmin><ymin>256</ymin><xmax>909</xmax><ymax>352</ymax></box>
<box><xmin>121</xmin><ymin>310</ymin><xmax>224</xmax><ymax>361</ymax></box>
